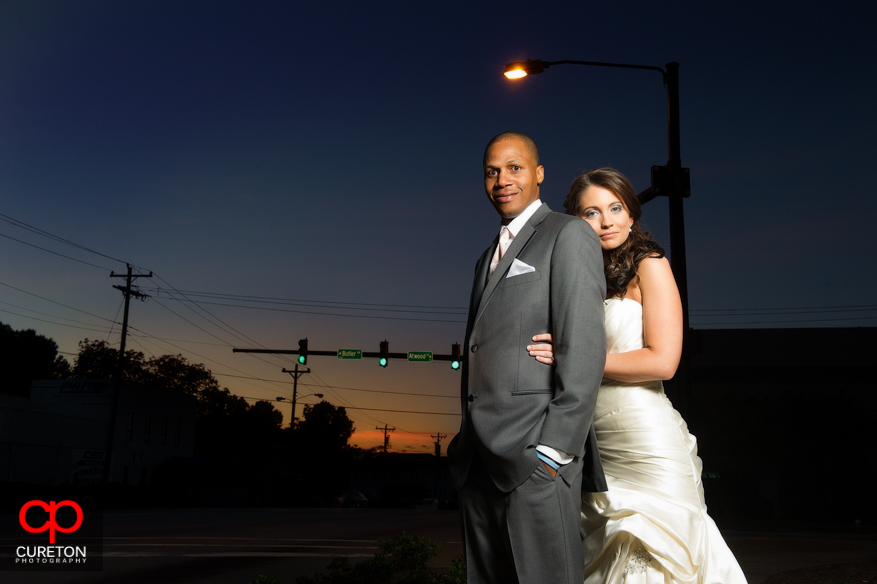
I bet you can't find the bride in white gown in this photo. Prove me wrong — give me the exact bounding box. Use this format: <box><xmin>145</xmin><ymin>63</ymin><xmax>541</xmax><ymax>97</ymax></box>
<box><xmin>528</xmin><ymin>168</ymin><xmax>747</xmax><ymax>583</ymax></box>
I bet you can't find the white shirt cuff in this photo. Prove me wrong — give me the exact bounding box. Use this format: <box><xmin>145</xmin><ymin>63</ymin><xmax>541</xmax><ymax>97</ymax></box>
<box><xmin>536</xmin><ymin>445</ymin><xmax>573</xmax><ymax>465</ymax></box>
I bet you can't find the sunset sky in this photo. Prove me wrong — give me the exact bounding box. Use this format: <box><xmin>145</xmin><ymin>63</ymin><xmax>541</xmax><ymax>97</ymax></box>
<box><xmin>1</xmin><ymin>1</ymin><xmax>875</xmax><ymax>451</ymax></box>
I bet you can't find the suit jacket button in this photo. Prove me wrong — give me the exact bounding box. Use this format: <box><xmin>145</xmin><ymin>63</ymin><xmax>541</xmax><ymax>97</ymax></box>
<box><xmin>468</xmin><ymin>394</ymin><xmax>476</xmax><ymax>402</ymax></box>
<box><xmin>471</xmin><ymin>345</ymin><xmax>478</xmax><ymax>353</ymax></box>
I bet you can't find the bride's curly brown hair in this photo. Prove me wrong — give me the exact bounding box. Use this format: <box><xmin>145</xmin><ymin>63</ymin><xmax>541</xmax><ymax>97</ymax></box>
<box><xmin>563</xmin><ymin>168</ymin><xmax>665</xmax><ymax>299</ymax></box>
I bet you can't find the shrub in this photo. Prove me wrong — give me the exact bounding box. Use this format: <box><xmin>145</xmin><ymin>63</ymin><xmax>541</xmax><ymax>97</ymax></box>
<box><xmin>249</xmin><ymin>576</ymin><xmax>284</xmax><ymax>584</ymax></box>
<box><xmin>296</xmin><ymin>532</ymin><xmax>466</xmax><ymax>584</ymax></box>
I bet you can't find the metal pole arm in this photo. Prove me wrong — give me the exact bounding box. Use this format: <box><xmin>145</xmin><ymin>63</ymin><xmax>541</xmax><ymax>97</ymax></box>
<box><xmin>233</xmin><ymin>347</ymin><xmax>456</xmax><ymax>361</ymax></box>
<box><xmin>546</xmin><ymin>60</ymin><xmax>666</xmax><ymax>81</ymax></box>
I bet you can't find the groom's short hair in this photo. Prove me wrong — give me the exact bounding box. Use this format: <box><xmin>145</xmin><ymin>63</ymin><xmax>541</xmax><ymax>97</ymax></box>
<box><xmin>483</xmin><ymin>131</ymin><xmax>540</xmax><ymax>167</ymax></box>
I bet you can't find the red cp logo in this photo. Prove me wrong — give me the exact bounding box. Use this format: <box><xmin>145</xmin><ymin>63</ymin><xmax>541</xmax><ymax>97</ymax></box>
<box><xmin>19</xmin><ymin>500</ymin><xmax>83</xmax><ymax>543</ymax></box>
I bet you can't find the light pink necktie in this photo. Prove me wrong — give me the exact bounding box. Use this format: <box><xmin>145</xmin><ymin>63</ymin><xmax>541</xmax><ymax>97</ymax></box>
<box><xmin>488</xmin><ymin>227</ymin><xmax>513</xmax><ymax>277</ymax></box>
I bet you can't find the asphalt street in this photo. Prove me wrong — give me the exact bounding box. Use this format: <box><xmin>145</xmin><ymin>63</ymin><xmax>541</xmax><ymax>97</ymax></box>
<box><xmin>2</xmin><ymin>508</ymin><xmax>875</xmax><ymax>583</ymax></box>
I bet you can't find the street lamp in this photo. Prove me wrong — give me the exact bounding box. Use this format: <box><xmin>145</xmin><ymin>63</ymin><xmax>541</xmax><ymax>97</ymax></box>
<box><xmin>504</xmin><ymin>58</ymin><xmax>692</xmax><ymax>418</ymax></box>
<box><xmin>276</xmin><ymin>393</ymin><xmax>324</xmax><ymax>425</ymax></box>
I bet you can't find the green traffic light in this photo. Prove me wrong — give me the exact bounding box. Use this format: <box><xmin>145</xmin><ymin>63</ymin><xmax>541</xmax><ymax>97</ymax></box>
<box><xmin>451</xmin><ymin>361</ymin><xmax>460</xmax><ymax>370</ymax></box>
<box><xmin>379</xmin><ymin>340</ymin><xmax>389</xmax><ymax>367</ymax></box>
<box><xmin>298</xmin><ymin>338</ymin><xmax>308</xmax><ymax>365</ymax></box>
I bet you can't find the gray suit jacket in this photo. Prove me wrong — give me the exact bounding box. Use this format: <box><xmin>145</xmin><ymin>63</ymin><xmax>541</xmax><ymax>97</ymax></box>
<box><xmin>448</xmin><ymin>203</ymin><xmax>608</xmax><ymax>493</ymax></box>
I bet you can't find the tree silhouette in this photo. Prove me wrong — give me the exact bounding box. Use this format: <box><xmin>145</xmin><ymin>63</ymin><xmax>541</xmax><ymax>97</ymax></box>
<box><xmin>244</xmin><ymin>399</ymin><xmax>284</xmax><ymax>445</ymax></box>
<box><xmin>296</xmin><ymin>400</ymin><xmax>355</xmax><ymax>456</ymax></box>
<box><xmin>72</xmin><ymin>340</ymin><xmax>220</xmax><ymax>395</ymax></box>
<box><xmin>0</xmin><ymin>322</ymin><xmax>70</xmax><ymax>396</ymax></box>
<box><xmin>72</xmin><ymin>339</ymin><xmax>145</xmax><ymax>381</ymax></box>
<box><xmin>144</xmin><ymin>354</ymin><xmax>220</xmax><ymax>396</ymax></box>
<box><xmin>68</xmin><ymin>338</ymin><xmax>284</xmax><ymax>457</ymax></box>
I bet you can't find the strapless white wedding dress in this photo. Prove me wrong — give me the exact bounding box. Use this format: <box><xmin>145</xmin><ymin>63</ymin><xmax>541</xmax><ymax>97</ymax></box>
<box><xmin>581</xmin><ymin>298</ymin><xmax>747</xmax><ymax>583</ymax></box>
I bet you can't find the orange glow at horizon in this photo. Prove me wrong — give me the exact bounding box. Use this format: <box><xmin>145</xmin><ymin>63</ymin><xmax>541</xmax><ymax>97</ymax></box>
<box><xmin>350</xmin><ymin>429</ymin><xmax>449</xmax><ymax>454</ymax></box>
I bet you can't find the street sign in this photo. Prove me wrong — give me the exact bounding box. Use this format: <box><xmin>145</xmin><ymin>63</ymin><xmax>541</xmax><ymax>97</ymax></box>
<box><xmin>407</xmin><ymin>351</ymin><xmax>433</xmax><ymax>362</ymax></box>
<box><xmin>337</xmin><ymin>349</ymin><xmax>362</xmax><ymax>360</ymax></box>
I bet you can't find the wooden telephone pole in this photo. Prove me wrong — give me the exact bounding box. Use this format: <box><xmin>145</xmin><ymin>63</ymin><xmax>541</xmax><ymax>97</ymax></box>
<box><xmin>376</xmin><ymin>424</ymin><xmax>395</xmax><ymax>453</ymax></box>
<box><xmin>101</xmin><ymin>264</ymin><xmax>151</xmax><ymax>484</ymax></box>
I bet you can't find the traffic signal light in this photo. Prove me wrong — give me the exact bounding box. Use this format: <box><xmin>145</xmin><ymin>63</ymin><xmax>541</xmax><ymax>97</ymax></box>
<box><xmin>298</xmin><ymin>338</ymin><xmax>308</xmax><ymax>365</ymax></box>
<box><xmin>379</xmin><ymin>340</ymin><xmax>389</xmax><ymax>367</ymax></box>
<box><xmin>451</xmin><ymin>343</ymin><xmax>461</xmax><ymax>370</ymax></box>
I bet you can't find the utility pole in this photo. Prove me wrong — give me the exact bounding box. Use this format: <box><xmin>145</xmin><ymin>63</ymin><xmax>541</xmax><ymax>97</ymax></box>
<box><xmin>102</xmin><ymin>264</ymin><xmax>152</xmax><ymax>485</ymax></box>
<box><xmin>282</xmin><ymin>363</ymin><xmax>311</xmax><ymax>427</ymax></box>
<box><xmin>376</xmin><ymin>424</ymin><xmax>395</xmax><ymax>453</ymax></box>
<box><xmin>431</xmin><ymin>433</ymin><xmax>447</xmax><ymax>501</ymax></box>
<box><xmin>431</xmin><ymin>433</ymin><xmax>447</xmax><ymax>457</ymax></box>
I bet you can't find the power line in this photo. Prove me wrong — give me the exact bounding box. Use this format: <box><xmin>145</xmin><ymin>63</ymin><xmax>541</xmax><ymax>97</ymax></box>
<box><xmin>0</xmin><ymin>307</ymin><xmax>113</xmax><ymax>335</ymax></box>
<box><xmin>127</xmin><ymin>336</ymin><xmax>156</xmax><ymax>358</ymax></box>
<box><xmin>301</xmin><ymin>382</ymin><xmax>455</xmax><ymax>399</ymax></box>
<box><xmin>152</xmin><ymin>297</ymin><xmax>467</xmax><ymax>323</ymax></box>
<box><xmin>0</xmin><ymin>232</ymin><xmax>112</xmax><ymax>271</ymax></box>
<box><xmin>351</xmin><ymin>407</ymin><xmax>455</xmax><ymax>416</ymax></box>
<box><xmin>0</xmin><ymin>216</ymin><xmax>276</xmax><ymax>364</ymax></box>
<box><xmin>146</xmin><ymin>274</ymin><xmax>309</xmax><ymax>377</ymax></box>
<box><xmin>30</xmin><ymin>318</ymin><xmax>459</xmax><ymax>416</ymax></box>
<box><xmin>0</xmin><ymin>215</ymin><xmax>292</xmax><ymax>365</ymax></box>
<box><xmin>150</xmin><ymin>298</ymin><xmax>236</xmax><ymax>348</ymax></box>
<box><xmin>214</xmin><ymin>373</ymin><xmax>456</xmax><ymax>398</ymax></box>
<box><xmin>150</xmin><ymin>293</ymin><xmax>299</xmax><ymax>378</ymax></box>
<box><xmin>128</xmin><ymin>335</ymin><xmax>230</xmax><ymax>347</ymax></box>
<box><xmin>306</xmin><ymin>369</ymin><xmax>396</xmax><ymax>429</ymax></box>
<box><xmin>0</xmin><ymin>281</ymin><xmax>118</xmax><ymax>323</ymax></box>
<box><xmin>690</xmin><ymin>304</ymin><xmax>877</xmax><ymax>313</ymax></box>
<box><xmin>0</xmin><ymin>212</ymin><xmax>128</xmax><ymax>265</ymax></box>
<box><xmin>5</xmin><ymin>212</ymin><xmax>877</xmax><ymax>325</ymax></box>
<box><xmin>107</xmin><ymin>299</ymin><xmax>124</xmax><ymax>342</ymax></box>
<box><xmin>694</xmin><ymin>315</ymin><xmax>877</xmax><ymax>326</ymax></box>
<box><xmin>0</xmin><ymin>300</ymin><xmax>117</xmax><ymax>330</ymax></box>
<box><xmin>127</xmin><ymin>326</ymin><xmax>293</xmax><ymax>395</ymax></box>
<box><xmin>143</xmin><ymin>287</ymin><xmax>467</xmax><ymax>312</ymax></box>
<box><xmin>151</xmin><ymin>274</ymin><xmax>279</xmax><ymax>352</ymax></box>
<box><xmin>238</xmin><ymin>395</ymin><xmax>323</xmax><ymax>405</ymax></box>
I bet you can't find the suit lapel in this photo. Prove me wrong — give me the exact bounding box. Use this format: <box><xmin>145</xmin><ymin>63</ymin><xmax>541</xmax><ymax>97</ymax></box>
<box><xmin>471</xmin><ymin>238</ymin><xmax>496</xmax><ymax>307</ymax></box>
<box><xmin>471</xmin><ymin>203</ymin><xmax>552</xmax><ymax>331</ymax></box>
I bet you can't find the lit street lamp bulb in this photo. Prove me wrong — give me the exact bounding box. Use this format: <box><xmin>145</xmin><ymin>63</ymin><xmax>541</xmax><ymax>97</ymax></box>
<box><xmin>504</xmin><ymin>69</ymin><xmax>527</xmax><ymax>79</ymax></box>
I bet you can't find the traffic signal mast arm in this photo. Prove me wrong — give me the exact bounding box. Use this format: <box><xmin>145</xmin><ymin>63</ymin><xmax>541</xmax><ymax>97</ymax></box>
<box><xmin>231</xmin><ymin>347</ymin><xmax>460</xmax><ymax>361</ymax></box>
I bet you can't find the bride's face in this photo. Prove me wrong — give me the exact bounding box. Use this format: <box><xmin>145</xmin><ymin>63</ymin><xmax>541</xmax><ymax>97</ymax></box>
<box><xmin>578</xmin><ymin>185</ymin><xmax>634</xmax><ymax>251</ymax></box>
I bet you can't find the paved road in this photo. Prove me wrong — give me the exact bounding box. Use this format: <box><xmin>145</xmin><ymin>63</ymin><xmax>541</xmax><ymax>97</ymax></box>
<box><xmin>4</xmin><ymin>508</ymin><xmax>875</xmax><ymax>583</ymax></box>
<box><xmin>5</xmin><ymin>507</ymin><xmax>461</xmax><ymax>584</ymax></box>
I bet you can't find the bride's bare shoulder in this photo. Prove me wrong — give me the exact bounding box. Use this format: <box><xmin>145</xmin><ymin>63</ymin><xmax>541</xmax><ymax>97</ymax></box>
<box><xmin>637</xmin><ymin>255</ymin><xmax>673</xmax><ymax>282</ymax></box>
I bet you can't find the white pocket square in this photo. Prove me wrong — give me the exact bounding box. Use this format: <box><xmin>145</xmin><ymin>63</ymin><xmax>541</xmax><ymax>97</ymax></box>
<box><xmin>507</xmin><ymin>258</ymin><xmax>536</xmax><ymax>278</ymax></box>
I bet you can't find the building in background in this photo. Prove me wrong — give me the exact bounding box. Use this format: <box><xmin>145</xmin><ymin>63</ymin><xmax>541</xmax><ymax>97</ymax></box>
<box><xmin>0</xmin><ymin>379</ymin><xmax>195</xmax><ymax>487</ymax></box>
<box><xmin>348</xmin><ymin>452</ymin><xmax>457</xmax><ymax>508</ymax></box>
<box><xmin>673</xmin><ymin>327</ymin><xmax>875</xmax><ymax>525</ymax></box>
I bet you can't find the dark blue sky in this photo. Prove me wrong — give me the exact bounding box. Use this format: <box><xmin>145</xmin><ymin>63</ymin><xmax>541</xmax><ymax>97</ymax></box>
<box><xmin>1</xmin><ymin>1</ymin><xmax>874</xmax><ymax>450</ymax></box>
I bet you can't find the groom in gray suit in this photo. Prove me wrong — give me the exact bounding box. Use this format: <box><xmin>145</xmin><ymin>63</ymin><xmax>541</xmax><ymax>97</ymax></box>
<box><xmin>447</xmin><ymin>131</ymin><xmax>607</xmax><ymax>584</ymax></box>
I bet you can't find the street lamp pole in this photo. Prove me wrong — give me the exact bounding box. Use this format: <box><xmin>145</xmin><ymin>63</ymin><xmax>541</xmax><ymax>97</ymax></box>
<box><xmin>504</xmin><ymin>59</ymin><xmax>692</xmax><ymax>418</ymax></box>
<box><xmin>662</xmin><ymin>62</ymin><xmax>690</xmax><ymax>340</ymax></box>
<box><xmin>276</xmin><ymin>390</ymin><xmax>324</xmax><ymax>427</ymax></box>
<box><xmin>280</xmin><ymin>363</ymin><xmax>316</xmax><ymax>426</ymax></box>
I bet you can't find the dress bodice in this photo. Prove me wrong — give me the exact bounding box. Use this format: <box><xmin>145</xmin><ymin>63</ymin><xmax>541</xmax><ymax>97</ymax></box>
<box><xmin>599</xmin><ymin>297</ymin><xmax>661</xmax><ymax>395</ymax></box>
<box><xmin>604</xmin><ymin>297</ymin><xmax>644</xmax><ymax>354</ymax></box>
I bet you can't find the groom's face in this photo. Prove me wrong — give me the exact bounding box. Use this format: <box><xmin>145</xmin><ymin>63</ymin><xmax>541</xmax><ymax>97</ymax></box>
<box><xmin>483</xmin><ymin>138</ymin><xmax>544</xmax><ymax>223</ymax></box>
